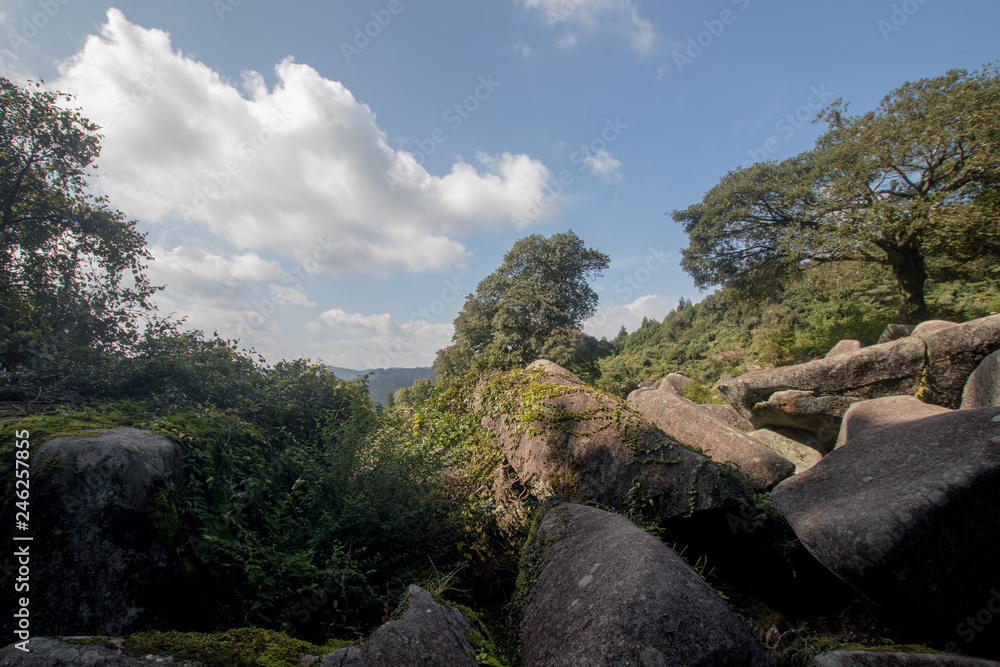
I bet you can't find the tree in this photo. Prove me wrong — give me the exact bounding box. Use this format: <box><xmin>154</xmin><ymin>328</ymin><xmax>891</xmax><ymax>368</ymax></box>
<box><xmin>433</xmin><ymin>230</ymin><xmax>610</xmax><ymax>377</ymax></box>
<box><xmin>674</xmin><ymin>65</ymin><xmax>1000</xmax><ymax>323</ymax></box>
<box><xmin>0</xmin><ymin>78</ymin><xmax>155</xmax><ymax>385</ymax></box>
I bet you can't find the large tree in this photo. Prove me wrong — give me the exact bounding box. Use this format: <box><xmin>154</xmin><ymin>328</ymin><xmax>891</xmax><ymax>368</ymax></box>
<box><xmin>0</xmin><ymin>78</ymin><xmax>155</xmax><ymax>381</ymax></box>
<box><xmin>433</xmin><ymin>230</ymin><xmax>610</xmax><ymax>378</ymax></box>
<box><xmin>674</xmin><ymin>65</ymin><xmax>1000</xmax><ymax>323</ymax></box>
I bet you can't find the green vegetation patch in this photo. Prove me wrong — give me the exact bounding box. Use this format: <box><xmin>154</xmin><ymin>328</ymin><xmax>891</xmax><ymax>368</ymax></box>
<box><xmin>121</xmin><ymin>628</ymin><xmax>331</xmax><ymax>667</ymax></box>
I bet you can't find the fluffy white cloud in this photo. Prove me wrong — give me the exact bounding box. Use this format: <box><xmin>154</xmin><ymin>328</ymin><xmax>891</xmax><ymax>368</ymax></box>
<box><xmin>51</xmin><ymin>9</ymin><xmax>554</xmax><ymax>279</ymax></box>
<box><xmin>309</xmin><ymin>313</ymin><xmax>453</xmax><ymax>369</ymax></box>
<box><xmin>584</xmin><ymin>149</ymin><xmax>623</xmax><ymax>183</ymax></box>
<box><xmin>520</xmin><ymin>0</ymin><xmax>658</xmax><ymax>56</ymax></box>
<box><xmin>585</xmin><ymin>293</ymin><xmax>675</xmax><ymax>339</ymax></box>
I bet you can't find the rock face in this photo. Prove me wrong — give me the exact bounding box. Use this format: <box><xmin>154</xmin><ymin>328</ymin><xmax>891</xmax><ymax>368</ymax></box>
<box><xmin>771</xmin><ymin>407</ymin><xmax>1000</xmax><ymax>638</ymax></box>
<box><xmin>629</xmin><ymin>381</ymin><xmax>795</xmax><ymax>491</ymax></box>
<box><xmin>835</xmin><ymin>396</ymin><xmax>952</xmax><ymax>448</ymax></box>
<box><xmin>323</xmin><ymin>586</ymin><xmax>477</xmax><ymax>667</ymax></box>
<box><xmin>826</xmin><ymin>340</ymin><xmax>863</xmax><ymax>358</ymax></box>
<box><xmin>717</xmin><ymin>315</ymin><xmax>1000</xmax><ymax>434</ymax></box>
<box><xmin>520</xmin><ymin>503</ymin><xmax>771</xmax><ymax>667</ymax></box>
<box><xmin>962</xmin><ymin>349</ymin><xmax>1000</xmax><ymax>409</ymax></box>
<box><xmin>748</xmin><ymin>428</ymin><xmax>823</xmax><ymax>473</ymax></box>
<box><xmin>14</xmin><ymin>428</ymin><xmax>184</xmax><ymax>636</ymax></box>
<box><xmin>0</xmin><ymin>637</ymin><xmax>197</xmax><ymax>666</ymax></box>
<box><xmin>878</xmin><ymin>323</ymin><xmax>917</xmax><ymax>344</ymax></box>
<box><xmin>809</xmin><ymin>652</ymin><xmax>1000</xmax><ymax>666</ymax></box>
<box><xmin>479</xmin><ymin>361</ymin><xmax>754</xmax><ymax>520</ymax></box>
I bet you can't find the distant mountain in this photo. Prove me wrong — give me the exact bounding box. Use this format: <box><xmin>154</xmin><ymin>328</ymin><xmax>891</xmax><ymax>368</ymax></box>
<box><xmin>328</xmin><ymin>366</ymin><xmax>434</xmax><ymax>404</ymax></box>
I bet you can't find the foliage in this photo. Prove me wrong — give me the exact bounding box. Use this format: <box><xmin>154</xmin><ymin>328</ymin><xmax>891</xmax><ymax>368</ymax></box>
<box><xmin>121</xmin><ymin>628</ymin><xmax>337</xmax><ymax>667</ymax></box>
<box><xmin>674</xmin><ymin>64</ymin><xmax>1000</xmax><ymax>323</ymax></box>
<box><xmin>434</xmin><ymin>231</ymin><xmax>610</xmax><ymax>381</ymax></box>
<box><xmin>0</xmin><ymin>78</ymin><xmax>156</xmax><ymax>396</ymax></box>
<box><xmin>593</xmin><ymin>261</ymin><xmax>959</xmax><ymax>397</ymax></box>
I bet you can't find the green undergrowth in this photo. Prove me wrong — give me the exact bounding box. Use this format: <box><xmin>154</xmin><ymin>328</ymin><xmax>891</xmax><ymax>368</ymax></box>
<box><xmin>119</xmin><ymin>628</ymin><xmax>345</xmax><ymax>667</ymax></box>
<box><xmin>778</xmin><ymin>634</ymin><xmax>944</xmax><ymax>666</ymax></box>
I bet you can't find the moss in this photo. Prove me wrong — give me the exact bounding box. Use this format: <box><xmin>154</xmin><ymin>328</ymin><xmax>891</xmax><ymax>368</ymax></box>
<box><xmin>779</xmin><ymin>634</ymin><xmax>945</xmax><ymax>666</ymax></box>
<box><xmin>121</xmin><ymin>628</ymin><xmax>329</xmax><ymax>667</ymax></box>
<box><xmin>150</xmin><ymin>480</ymin><xmax>181</xmax><ymax>546</ymax></box>
<box><xmin>676</xmin><ymin>381</ymin><xmax>728</xmax><ymax>405</ymax></box>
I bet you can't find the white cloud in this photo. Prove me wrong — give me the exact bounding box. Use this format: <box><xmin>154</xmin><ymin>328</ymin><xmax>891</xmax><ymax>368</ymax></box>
<box><xmin>315</xmin><ymin>309</ymin><xmax>401</xmax><ymax>337</ymax></box>
<box><xmin>585</xmin><ymin>294</ymin><xmax>674</xmax><ymax>339</ymax></box>
<box><xmin>51</xmin><ymin>9</ymin><xmax>554</xmax><ymax>280</ymax></box>
<box><xmin>310</xmin><ymin>315</ymin><xmax>454</xmax><ymax>369</ymax></box>
<box><xmin>513</xmin><ymin>41</ymin><xmax>532</xmax><ymax>58</ymax></box>
<box><xmin>584</xmin><ymin>149</ymin><xmax>623</xmax><ymax>183</ymax></box>
<box><xmin>519</xmin><ymin>0</ymin><xmax>658</xmax><ymax>56</ymax></box>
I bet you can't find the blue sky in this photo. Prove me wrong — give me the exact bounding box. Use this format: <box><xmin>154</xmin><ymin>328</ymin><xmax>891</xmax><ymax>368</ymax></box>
<box><xmin>1</xmin><ymin>0</ymin><xmax>998</xmax><ymax>369</ymax></box>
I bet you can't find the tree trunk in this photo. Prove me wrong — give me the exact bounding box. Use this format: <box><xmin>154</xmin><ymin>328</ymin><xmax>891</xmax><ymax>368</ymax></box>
<box><xmin>883</xmin><ymin>236</ymin><xmax>929</xmax><ymax>324</ymax></box>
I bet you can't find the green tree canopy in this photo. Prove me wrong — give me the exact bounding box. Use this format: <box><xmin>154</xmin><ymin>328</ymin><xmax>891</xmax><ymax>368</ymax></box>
<box><xmin>674</xmin><ymin>64</ymin><xmax>1000</xmax><ymax>323</ymax></box>
<box><xmin>0</xmin><ymin>77</ymin><xmax>156</xmax><ymax>382</ymax></box>
<box><xmin>433</xmin><ymin>230</ymin><xmax>610</xmax><ymax>378</ymax></box>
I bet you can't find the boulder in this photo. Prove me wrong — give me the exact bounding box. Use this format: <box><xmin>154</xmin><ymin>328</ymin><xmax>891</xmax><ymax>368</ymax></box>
<box><xmin>629</xmin><ymin>383</ymin><xmax>795</xmax><ymax>491</ymax></box>
<box><xmin>827</xmin><ymin>340</ymin><xmax>864</xmax><ymax>358</ymax></box>
<box><xmin>479</xmin><ymin>361</ymin><xmax>754</xmax><ymax>520</ymax></box>
<box><xmin>878</xmin><ymin>323</ymin><xmax>917</xmax><ymax>344</ymax></box>
<box><xmin>519</xmin><ymin>503</ymin><xmax>772</xmax><ymax>667</ymax></box>
<box><xmin>809</xmin><ymin>652</ymin><xmax>1000</xmax><ymax>666</ymax></box>
<box><xmin>923</xmin><ymin>316</ymin><xmax>1000</xmax><ymax>408</ymax></box>
<box><xmin>911</xmin><ymin>320</ymin><xmax>958</xmax><ymax>337</ymax></box>
<box><xmin>716</xmin><ymin>315</ymin><xmax>1000</xmax><ymax>434</ymax></box>
<box><xmin>322</xmin><ymin>586</ymin><xmax>477</xmax><ymax>667</ymax></box>
<box><xmin>835</xmin><ymin>396</ymin><xmax>952</xmax><ymax>449</ymax></box>
<box><xmin>0</xmin><ymin>637</ymin><xmax>197</xmax><ymax>666</ymax></box>
<box><xmin>11</xmin><ymin>428</ymin><xmax>184</xmax><ymax>636</ymax></box>
<box><xmin>771</xmin><ymin>407</ymin><xmax>1000</xmax><ymax>641</ymax></box>
<box><xmin>659</xmin><ymin>372</ymin><xmax>694</xmax><ymax>393</ymax></box>
<box><xmin>748</xmin><ymin>428</ymin><xmax>824</xmax><ymax>473</ymax></box>
<box><xmin>700</xmin><ymin>403</ymin><xmax>755</xmax><ymax>432</ymax></box>
<box><xmin>962</xmin><ymin>349</ymin><xmax>1000</xmax><ymax>409</ymax></box>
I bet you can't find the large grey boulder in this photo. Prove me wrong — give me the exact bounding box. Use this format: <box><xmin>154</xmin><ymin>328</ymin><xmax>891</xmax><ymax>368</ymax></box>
<box><xmin>0</xmin><ymin>638</ymin><xmax>197</xmax><ymax>666</ymax></box>
<box><xmin>809</xmin><ymin>652</ymin><xmax>1000</xmax><ymax>666</ymax></box>
<box><xmin>748</xmin><ymin>428</ymin><xmax>824</xmax><ymax>473</ymax></box>
<box><xmin>835</xmin><ymin>396</ymin><xmax>952</xmax><ymax>448</ymax></box>
<box><xmin>479</xmin><ymin>361</ymin><xmax>753</xmax><ymax>520</ymax></box>
<box><xmin>962</xmin><ymin>349</ymin><xmax>1000</xmax><ymax>409</ymax></box>
<box><xmin>520</xmin><ymin>503</ymin><xmax>772</xmax><ymax>667</ymax></box>
<box><xmin>826</xmin><ymin>340</ymin><xmax>863</xmax><ymax>358</ymax></box>
<box><xmin>700</xmin><ymin>403</ymin><xmax>755</xmax><ymax>432</ymax></box>
<box><xmin>629</xmin><ymin>382</ymin><xmax>795</xmax><ymax>491</ymax></box>
<box><xmin>717</xmin><ymin>315</ymin><xmax>1000</xmax><ymax>434</ymax></box>
<box><xmin>771</xmin><ymin>407</ymin><xmax>1000</xmax><ymax>638</ymax></box>
<box><xmin>12</xmin><ymin>428</ymin><xmax>184</xmax><ymax>636</ymax></box>
<box><xmin>322</xmin><ymin>586</ymin><xmax>477</xmax><ymax>667</ymax></box>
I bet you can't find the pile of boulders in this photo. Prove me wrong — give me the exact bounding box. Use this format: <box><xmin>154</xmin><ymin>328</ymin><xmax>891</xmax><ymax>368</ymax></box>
<box><xmin>4</xmin><ymin>315</ymin><xmax>1000</xmax><ymax>665</ymax></box>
